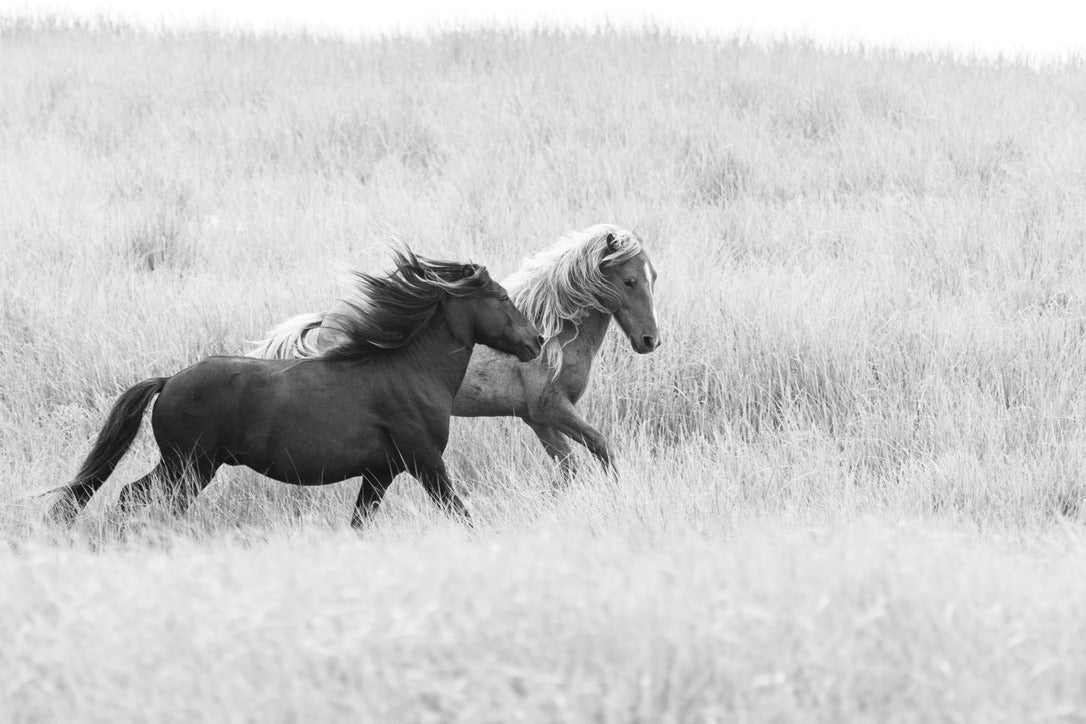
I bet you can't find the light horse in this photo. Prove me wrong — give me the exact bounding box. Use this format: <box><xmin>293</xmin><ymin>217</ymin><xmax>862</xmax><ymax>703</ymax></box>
<box><xmin>48</xmin><ymin>249</ymin><xmax>543</xmax><ymax>527</ymax></box>
<box><xmin>250</xmin><ymin>225</ymin><xmax>660</xmax><ymax>479</ymax></box>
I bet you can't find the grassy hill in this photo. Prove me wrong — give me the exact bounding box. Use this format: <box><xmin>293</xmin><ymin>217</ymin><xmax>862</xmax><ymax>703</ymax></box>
<box><xmin>3</xmin><ymin>18</ymin><xmax>1086</xmax><ymax>721</ymax></box>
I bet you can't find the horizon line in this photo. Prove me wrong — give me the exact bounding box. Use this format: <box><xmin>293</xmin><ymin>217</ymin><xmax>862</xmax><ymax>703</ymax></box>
<box><xmin>3</xmin><ymin>6</ymin><xmax>1085</xmax><ymax>69</ymax></box>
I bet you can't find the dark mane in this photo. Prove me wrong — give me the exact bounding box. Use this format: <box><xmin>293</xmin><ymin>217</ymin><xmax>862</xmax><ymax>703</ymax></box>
<box><xmin>318</xmin><ymin>247</ymin><xmax>492</xmax><ymax>361</ymax></box>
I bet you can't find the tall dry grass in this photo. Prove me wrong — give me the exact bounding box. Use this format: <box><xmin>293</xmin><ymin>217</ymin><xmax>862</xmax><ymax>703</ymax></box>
<box><xmin>3</xmin><ymin>17</ymin><xmax>1086</xmax><ymax>721</ymax></box>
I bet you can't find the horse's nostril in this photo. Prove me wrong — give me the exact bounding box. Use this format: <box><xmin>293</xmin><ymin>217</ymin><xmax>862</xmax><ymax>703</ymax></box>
<box><xmin>642</xmin><ymin>335</ymin><xmax>657</xmax><ymax>349</ymax></box>
<box><xmin>536</xmin><ymin>335</ymin><xmax>545</xmax><ymax>348</ymax></box>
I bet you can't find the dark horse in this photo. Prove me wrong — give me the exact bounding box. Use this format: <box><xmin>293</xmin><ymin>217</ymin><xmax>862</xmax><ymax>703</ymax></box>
<box><xmin>47</xmin><ymin>249</ymin><xmax>543</xmax><ymax>527</ymax></box>
<box><xmin>251</xmin><ymin>224</ymin><xmax>660</xmax><ymax>480</ymax></box>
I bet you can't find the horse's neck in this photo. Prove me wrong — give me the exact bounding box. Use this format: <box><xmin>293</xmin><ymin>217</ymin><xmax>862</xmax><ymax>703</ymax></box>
<box><xmin>560</xmin><ymin>309</ymin><xmax>612</xmax><ymax>365</ymax></box>
<box><xmin>400</xmin><ymin>317</ymin><xmax>474</xmax><ymax>396</ymax></box>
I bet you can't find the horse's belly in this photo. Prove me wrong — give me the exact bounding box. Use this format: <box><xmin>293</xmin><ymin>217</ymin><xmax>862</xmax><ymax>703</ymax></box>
<box><xmin>224</xmin><ymin>384</ymin><xmax>390</xmax><ymax>484</ymax></box>
<box><xmin>240</xmin><ymin>432</ymin><xmax>389</xmax><ymax>485</ymax></box>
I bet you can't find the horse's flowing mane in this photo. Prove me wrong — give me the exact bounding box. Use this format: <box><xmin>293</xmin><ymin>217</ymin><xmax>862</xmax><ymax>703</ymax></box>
<box><xmin>319</xmin><ymin>247</ymin><xmax>492</xmax><ymax>361</ymax></box>
<box><xmin>502</xmin><ymin>224</ymin><xmax>643</xmax><ymax>370</ymax></box>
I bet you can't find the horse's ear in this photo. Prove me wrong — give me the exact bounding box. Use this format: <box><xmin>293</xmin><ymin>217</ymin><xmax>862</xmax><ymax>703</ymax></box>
<box><xmin>460</xmin><ymin>264</ymin><xmax>475</xmax><ymax>279</ymax></box>
<box><xmin>605</xmin><ymin>232</ymin><xmax>617</xmax><ymax>251</ymax></box>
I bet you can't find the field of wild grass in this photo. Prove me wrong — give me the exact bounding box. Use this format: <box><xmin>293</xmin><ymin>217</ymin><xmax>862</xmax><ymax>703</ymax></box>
<box><xmin>4</xmin><ymin>18</ymin><xmax>1086</xmax><ymax>720</ymax></box>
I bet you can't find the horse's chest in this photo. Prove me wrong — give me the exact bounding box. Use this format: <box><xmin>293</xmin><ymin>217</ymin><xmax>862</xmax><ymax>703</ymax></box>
<box><xmin>558</xmin><ymin>364</ymin><xmax>592</xmax><ymax>403</ymax></box>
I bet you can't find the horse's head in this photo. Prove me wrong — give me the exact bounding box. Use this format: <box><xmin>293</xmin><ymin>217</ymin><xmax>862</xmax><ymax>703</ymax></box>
<box><xmin>601</xmin><ymin>234</ymin><xmax>661</xmax><ymax>354</ymax></box>
<box><xmin>448</xmin><ymin>266</ymin><xmax>543</xmax><ymax>362</ymax></box>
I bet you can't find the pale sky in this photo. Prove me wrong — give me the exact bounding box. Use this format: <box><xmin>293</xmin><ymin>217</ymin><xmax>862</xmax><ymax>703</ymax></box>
<box><xmin>3</xmin><ymin>0</ymin><xmax>1085</xmax><ymax>62</ymax></box>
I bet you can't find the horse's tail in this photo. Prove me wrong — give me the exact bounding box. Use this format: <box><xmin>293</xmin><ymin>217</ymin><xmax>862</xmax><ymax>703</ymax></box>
<box><xmin>247</xmin><ymin>312</ymin><xmax>326</xmax><ymax>359</ymax></box>
<box><xmin>46</xmin><ymin>377</ymin><xmax>168</xmax><ymax>525</ymax></box>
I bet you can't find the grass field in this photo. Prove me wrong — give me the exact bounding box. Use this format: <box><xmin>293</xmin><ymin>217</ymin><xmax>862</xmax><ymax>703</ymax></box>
<box><xmin>4</xmin><ymin>17</ymin><xmax>1086</xmax><ymax>721</ymax></box>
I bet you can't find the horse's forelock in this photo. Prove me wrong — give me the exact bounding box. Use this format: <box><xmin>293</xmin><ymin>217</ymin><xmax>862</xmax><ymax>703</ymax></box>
<box><xmin>599</xmin><ymin>228</ymin><xmax>644</xmax><ymax>267</ymax></box>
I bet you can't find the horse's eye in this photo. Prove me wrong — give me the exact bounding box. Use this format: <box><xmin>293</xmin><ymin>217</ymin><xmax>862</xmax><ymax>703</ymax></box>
<box><xmin>623</xmin><ymin>279</ymin><xmax>635</xmax><ymax>288</ymax></box>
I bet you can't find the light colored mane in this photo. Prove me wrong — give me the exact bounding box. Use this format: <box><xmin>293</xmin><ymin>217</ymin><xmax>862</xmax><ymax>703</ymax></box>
<box><xmin>502</xmin><ymin>224</ymin><xmax>643</xmax><ymax>371</ymax></box>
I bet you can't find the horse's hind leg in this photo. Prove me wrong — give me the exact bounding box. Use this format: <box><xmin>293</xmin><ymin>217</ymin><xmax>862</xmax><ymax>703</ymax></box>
<box><xmin>116</xmin><ymin>456</ymin><xmax>219</xmax><ymax>517</ymax></box>
<box><xmin>48</xmin><ymin>480</ymin><xmax>106</xmax><ymax>526</ymax></box>
<box><xmin>163</xmin><ymin>457</ymin><xmax>220</xmax><ymax>515</ymax></box>
<box><xmin>116</xmin><ymin>462</ymin><xmax>168</xmax><ymax>515</ymax></box>
<box><xmin>350</xmin><ymin>468</ymin><xmax>396</xmax><ymax>530</ymax></box>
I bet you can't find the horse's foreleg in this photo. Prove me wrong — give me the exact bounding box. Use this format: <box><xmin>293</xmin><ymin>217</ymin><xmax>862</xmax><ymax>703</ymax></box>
<box><xmin>351</xmin><ymin>468</ymin><xmax>396</xmax><ymax>530</ymax></box>
<box><xmin>414</xmin><ymin>459</ymin><xmax>472</xmax><ymax>523</ymax></box>
<box><xmin>524</xmin><ymin>420</ymin><xmax>578</xmax><ymax>483</ymax></box>
<box><xmin>543</xmin><ymin>402</ymin><xmax>616</xmax><ymax>476</ymax></box>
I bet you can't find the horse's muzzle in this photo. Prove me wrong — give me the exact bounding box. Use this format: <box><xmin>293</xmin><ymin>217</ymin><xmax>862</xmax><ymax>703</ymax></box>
<box><xmin>515</xmin><ymin>335</ymin><xmax>544</xmax><ymax>362</ymax></box>
<box><xmin>631</xmin><ymin>334</ymin><xmax>661</xmax><ymax>354</ymax></box>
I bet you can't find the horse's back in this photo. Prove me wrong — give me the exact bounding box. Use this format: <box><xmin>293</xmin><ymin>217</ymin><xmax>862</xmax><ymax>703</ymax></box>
<box><xmin>157</xmin><ymin>355</ymin><xmax>282</xmax><ymax>404</ymax></box>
